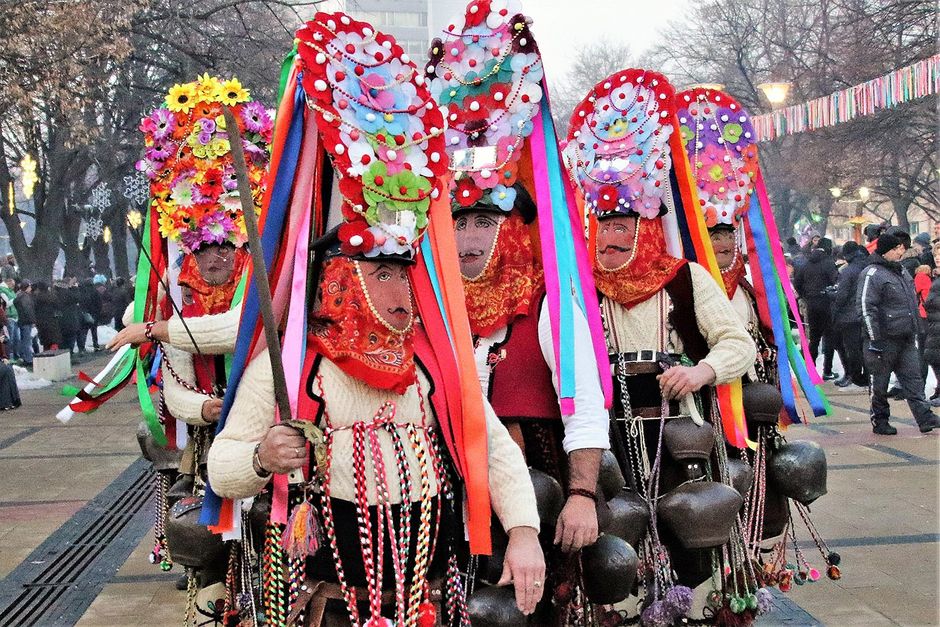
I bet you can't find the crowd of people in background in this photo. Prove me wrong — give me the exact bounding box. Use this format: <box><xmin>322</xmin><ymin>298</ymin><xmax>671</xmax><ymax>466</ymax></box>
<box><xmin>789</xmin><ymin>223</ymin><xmax>940</xmax><ymax>434</ymax></box>
<box><xmin>0</xmin><ymin>254</ymin><xmax>134</xmax><ymax>368</ymax></box>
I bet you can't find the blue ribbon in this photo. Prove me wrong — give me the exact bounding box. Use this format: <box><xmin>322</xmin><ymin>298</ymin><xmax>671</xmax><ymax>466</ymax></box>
<box><xmin>420</xmin><ymin>236</ymin><xmax>453</xmax><ymax>341</ymax></box>
<box><xmin>747</xmin><ymin>193</ymin><xmax>827</xmax><ymax>420</ymax></box>
<box><xmin>201</xmin><ymin>83</ymin><xmax>307</xmax><ymax>526</ymax></box>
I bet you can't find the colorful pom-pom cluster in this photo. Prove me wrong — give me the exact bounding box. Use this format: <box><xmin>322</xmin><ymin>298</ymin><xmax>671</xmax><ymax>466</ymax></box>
<box><xmin>675</xmin><ymin>88</ymin><xmax>759</xmax><ymax>227</ymax></box>
<box><xmin>297</xmin><ymin>12</ymin><xmax>448</xmax><ymax>259</ymax></box>
<box><xmin>427</xmin><ymin>0</ymin><xmax>543</xmax><ymax>212</ymax></box>
<box><xmin>136</xmin><ymin>74</ymin><xmax>273</xmax><ymax>254</ymax></box>
<box><xmin>565</xmin><ymin>68</ymin><xmax>676</xmax><ymax>219</ymax></box>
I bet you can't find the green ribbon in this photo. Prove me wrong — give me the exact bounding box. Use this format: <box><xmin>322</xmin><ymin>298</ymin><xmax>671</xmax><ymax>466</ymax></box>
<box><xmin>133</xmin><ymin>203</ymin><xmax>167</xmax><ymax>445</ymax></box>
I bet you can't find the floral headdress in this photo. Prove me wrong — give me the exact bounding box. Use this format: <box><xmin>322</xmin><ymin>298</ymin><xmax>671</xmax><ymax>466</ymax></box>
<box><xmin>427</xmin><ymin>0</ymin><xmax>543</xmax><ymax>214</ymax></box>
<box><xmin>675</xmin><ymin>88</ymin><xmax>759</xmax><ymax>227</ymax></box>
<box><xmin>565</xmin><ymin>68</ymin><xmax>677</xmax><ymax>219</ymax></box>
<box><xmin>295</xmin><ymin>13</ymin><xmax>448</xmax><ymax>259</ymax></box>
<box><xmin>136</xmin><ymin>74</ymin><xmax>273</xmax><ymax>255</ymax></box>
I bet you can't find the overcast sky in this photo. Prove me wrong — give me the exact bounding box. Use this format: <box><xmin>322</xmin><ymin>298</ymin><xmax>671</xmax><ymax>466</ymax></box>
<box><xmin>428</xmin><ymin>0</ymin><xmax>692</xmax><ymax>79</ymax></box>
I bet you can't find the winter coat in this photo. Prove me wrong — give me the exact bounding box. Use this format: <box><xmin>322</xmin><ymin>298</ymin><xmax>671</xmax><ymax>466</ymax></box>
<box><xmin>13</xmin><ymin>291</ymin><xmax>36</xmax><ymax>325</ymax></box>
<box><xmin>832</xmin><ymin>253</ymin><xmax>868</xmax><ymax>325</ymax></box>
<box><xmin>914</xmin><ymin>272</ymin><xmax>931</xmax><ymax>318</ymax></box>
<box><xmin>794</xmin><ymin>249</ymin><xmax>839</xmax><ymax>303</ymax></box>
<box><xmin>857</xmin><ymin>253</ymin><xmax>921</xmax><ymax>344</ymax></box>
<box><xmin>33</xmin><ymin>289</ymin><xmax>62</xmax><ymax>349</ymax></box>
<box><xmin>55</xmin><ymin>286</ymin><xmax>81</xmax><ymax>338</ymax></box>
<box><xmin>923</xmin><ymin>278</ymin><xmax>940</xmax><ymax>366</ymax></box>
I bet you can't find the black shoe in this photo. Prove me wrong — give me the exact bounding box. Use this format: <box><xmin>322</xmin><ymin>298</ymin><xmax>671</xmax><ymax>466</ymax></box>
<box><xmin>918</xmin><ymin>416</ymin><xmax>940</xmax><ymax>433</ymax></box>
<box><xmin>872</xmin><ymin>422</ymin><xmax>898</xmax><ymax>435</ymax></box>
<box><xmin>834</xmin><ymin>377</ymin><xmax>852</xmax><ymax>387</ymax></box>
<box><xmin>823</xmin><ymin>372</ymin><xmax>839</xmax><ymax>381</ymax></box>
<box><xmin>888</xmin><ymin>386</ymin><xmax>905</xmax><ymax>400</ymax></box>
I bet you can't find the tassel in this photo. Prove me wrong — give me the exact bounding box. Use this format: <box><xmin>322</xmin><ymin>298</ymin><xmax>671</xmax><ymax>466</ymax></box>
<box><xmin>664</xmin><ymin>585</ymin><xmax>694</xmax><ymax>618</ymax></box>
<box><xmin>281</xmin><ymin>499</ymin><xmax>320</xmax><ymax>560</ymax></box>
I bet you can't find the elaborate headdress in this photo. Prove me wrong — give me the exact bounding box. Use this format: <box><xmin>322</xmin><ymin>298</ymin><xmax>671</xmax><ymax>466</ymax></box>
<box><xmin>136</xmin><ymin>74</ymin><xmax>273</xmax><ymax>255</ymax></box>
<box><xmin>675</xmin><ymin>87</ymin><xmax>829</xmax><ymax>423</ymax></box>
<box><xmin>566</xmin><ymin>69</ymin><xmax>677</xmax><ymax>220</ymax></box>
<box><xmin>675</xmin><ymin>88</ymin><xmax>758</xmax><ymax>228</ymax></box>
<box><xmin>429</xmin><ymin>0</ymin><xmax>613</xmax><ymax>414</ymax></box>
<box><xmin>202</xmin><ymin>12</ymin><xmax>496</xmax><ymax>554</ymax></box>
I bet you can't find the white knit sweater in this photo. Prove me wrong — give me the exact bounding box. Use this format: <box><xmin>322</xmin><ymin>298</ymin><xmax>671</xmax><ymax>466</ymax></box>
<box><xmin>120</xmin><ymin>303</ymin><xmax>238</xmax><ymax>355</ymax></box>
<box><xmin>602</xmin><ymin>262</ymin><xmax>755</xmax><ymax>384</ymax></box>
<box><xmin>162</xmin><ymin>344</ymin><xmax>213</xmax><ymax>427</ymax></box>
<box><xmin>207</xmin><ymin>349</ymin><xmax>540</xmax><ymax>532</ymax></box>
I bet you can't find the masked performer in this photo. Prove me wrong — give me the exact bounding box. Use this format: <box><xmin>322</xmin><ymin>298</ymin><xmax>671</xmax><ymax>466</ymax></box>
<box><xmin>564</xmin><ymin>69</ymin><xmax>778</xmax><ymax>625</ymax></box>
<box><xmin>122</xmin><ymin>75</ymin><xmax>270</xmax><ymax>623</ymax></box>
<box><xmin>426</xmin><ymin>2</ymin><xmax>614</xmax><ymax>622</ymax></box>
<box><xmin>675</xmin><ymin>87</ymin><xmax>838</xmax><ymax>606</ymax></box>
<box><xmin>205</xmin><ymin>13</ymin><xmax>543</xmax><ymax>626</ymax></box>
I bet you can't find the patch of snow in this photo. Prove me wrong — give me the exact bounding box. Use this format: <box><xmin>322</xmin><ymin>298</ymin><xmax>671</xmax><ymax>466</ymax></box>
<box><xmin>13</xmin><ymin>364</ymin><xmax>52</xmax><ymax>390</ymax></box>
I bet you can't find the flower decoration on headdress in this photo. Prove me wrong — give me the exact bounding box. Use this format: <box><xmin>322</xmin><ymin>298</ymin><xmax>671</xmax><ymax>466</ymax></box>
<box><xmin>136</xmin><ymin>74</ymin><xmax>273</xmax><ymax>255</ymax></box>
<box><xmin>564</xmin><ymin>69</ymin><xmax>676</xmax><ymax>219</ymax></box>
<box><xmin>675</xmin><ymin>88</ymin><xmax>758</xmax><ymax>226</ymax></box>
<box><xmin>428</xmin><ymin>0</ymin><xmax>543</xmax><ymax>214</ymax></box>
<box><xmin>296</xmin><ymin>12</ymin><xmax>447</xmax><ymax>258</ymax></box>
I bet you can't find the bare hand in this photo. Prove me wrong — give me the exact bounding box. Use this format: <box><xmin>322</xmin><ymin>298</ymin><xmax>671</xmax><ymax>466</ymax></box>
<box><xmin>498</xmin><ymin>526</ymin><xmax>546</xmax><ymax>615</ymax></box>
<box><xmin>107</xmin><ymin>321</ymin><xmax>169</xmax><ymax>350</ymax></box>
<box><xmin>553</xmin><ymin>494</ymin><xmax>599</xmax><ymax>553</ymax></box>
<box><xmin>257</xmin><ymin>425</ymin><xmax>307</xmax><ymax>474</ymax></box>
<box><xmin>657</xmin><ymin>363</ymin><xmax>715</xmax><ymax>400</ymax></box>
<box><xmin>201</xmin><ymin>398</ymin><xmax>223</xmax><ymax>423</ymax></box>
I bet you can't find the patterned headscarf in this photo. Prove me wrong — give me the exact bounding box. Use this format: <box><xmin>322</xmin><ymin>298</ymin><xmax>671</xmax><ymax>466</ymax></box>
<box><xmin>308</xmin><ymin>257</ymin><xmax>416</xmax><ymax>394</ymax></box>
<box><xmin>463</xmin><ymin>213</ymin><xmax>542</xmax><ymax>337</ymax></box>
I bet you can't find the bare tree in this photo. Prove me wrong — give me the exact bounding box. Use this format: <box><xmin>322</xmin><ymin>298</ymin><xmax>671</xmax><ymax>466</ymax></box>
<box><xmin>548</xmin><ymin>39</ymin><xmax>635</xmax><ymax>137</ymax></box>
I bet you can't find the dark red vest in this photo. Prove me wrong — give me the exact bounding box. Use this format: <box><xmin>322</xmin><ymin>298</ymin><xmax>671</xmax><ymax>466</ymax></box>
<box><xmin>487</xmin><ymin>295</ymin><xmax>562</xmax><ymax>421</ymax></box>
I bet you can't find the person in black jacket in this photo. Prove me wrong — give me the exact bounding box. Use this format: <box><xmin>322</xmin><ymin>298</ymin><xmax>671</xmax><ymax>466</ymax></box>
<box><xmin>833</xmin><ymin>241</ymin><xmax>869</xmax><ymax>387</ymax></box>
<box><xmin>858</xmin><ymin>232</ymin><xmax>940</xmax><ymax>434</ymax></box>
<box><xmin>794</xmin><ymin>238</ymin><xmax>840</xmax><ymax>379</ymax></box>
<box><xmin>922</xmin><ymin>275</ymin><xmax>940</xmax><ymax>404</ymax></box>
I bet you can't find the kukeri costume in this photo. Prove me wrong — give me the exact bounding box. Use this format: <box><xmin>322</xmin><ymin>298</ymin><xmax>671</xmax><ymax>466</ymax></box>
<box><xmin>427</xmin><ymin>2</ymin><xmax>615</xmax><ymax>622</ymax></box>
<box><xmin>203</xmin><ymin>13</ymin><xmax>538</xmax><ymax>626</ymax></box>
<box><xmin>675</xmin><ymin>86</ymin><xmax>839</xmax><ymax>600</ymax></box>
<box><xmin>565</xmin><ymin>69</ymin><xmax>780</xmax><ymax>625</ymax></box>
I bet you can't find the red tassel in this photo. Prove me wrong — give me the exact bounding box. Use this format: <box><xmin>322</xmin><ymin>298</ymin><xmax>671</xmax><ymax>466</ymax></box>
<box><xmin>417</xmin><ymin>601</ymin><xmax>437</xmax><ymax>627</ymax></box>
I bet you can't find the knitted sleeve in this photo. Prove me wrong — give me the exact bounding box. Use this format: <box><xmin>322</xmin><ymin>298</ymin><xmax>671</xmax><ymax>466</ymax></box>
<box><xmin>206</xmin><ymin>350</ymin><xmax>274</xmax><ymax>500</ymax></box>
<box><xmin>483</xmin><ymin>399</ymin><xmax>541</xmax><ymax>531</ymax></box>
<box><xmin>168</xmin><ymin>307</ymin><xmax>240</xmax><ymax>355</ymax></box>
<box><xmin>161</xmin><ymin>344</ymin><xmax>212</xmax><ymax>426</ymax></box>
<box><xmin>688</xmin><ymin>263</ymin><xmax>756</xmax><ymax>384</ymax></box>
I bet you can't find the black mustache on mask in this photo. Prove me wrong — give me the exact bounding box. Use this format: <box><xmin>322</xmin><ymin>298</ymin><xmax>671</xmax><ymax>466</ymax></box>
<box><xmin>458</xmin><ymin>249</ymin><xmax>485</xmax><ymax>258</ymax></box>
<box><xmin>601</xmin><ymin>245</ymin><xmax>631</xmax><ymax>254</ymax></box>
<box><xmin>389</xmin><ymin>306</ymin><xmax>409</xmax><ymax>314</ymax></box>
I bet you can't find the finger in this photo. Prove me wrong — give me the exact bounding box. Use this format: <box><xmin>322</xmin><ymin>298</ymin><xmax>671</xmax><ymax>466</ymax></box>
<box><xmin>496</xmin><ymin>561</ymin><xmax>512</xmax><ymax>587</ymax></box>
<box><xmin>561</xmin><ymin>523</ymin><xmax>576</xmax><ymax>553</ymax></box>
<box><xmin>515</xmin><ymin>567</ymin><xmax>530</xmax><ymax>614</ymax></box>
<box><xmin>553</xmin><ymin>517</ymin><xmax>564</xmax><ymax>545</ymax></box>
<box><xmin>525</xmin><ymin>568</ymin><xmax>542</xmax><ymax>614</ymax></box>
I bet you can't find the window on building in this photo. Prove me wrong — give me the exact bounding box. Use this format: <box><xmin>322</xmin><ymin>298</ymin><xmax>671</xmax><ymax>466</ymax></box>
<box><xmin>909</xmin><ymin>222</ymin><xmax>920</xmax><ymax>235</ymax></box>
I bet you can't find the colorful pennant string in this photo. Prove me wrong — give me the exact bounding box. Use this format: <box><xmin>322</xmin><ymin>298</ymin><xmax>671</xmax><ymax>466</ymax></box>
<box><xmin>753</xmin><ymin>55</ymin><xmax>939</xmax><ymax>141</ymax></box>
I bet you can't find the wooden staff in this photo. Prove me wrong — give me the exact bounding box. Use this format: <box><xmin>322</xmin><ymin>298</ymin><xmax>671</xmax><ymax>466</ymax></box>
<box><xmin>223</xmin><ymin>107</ymin><xmax>293</xmax><ymax>423</ymax></box>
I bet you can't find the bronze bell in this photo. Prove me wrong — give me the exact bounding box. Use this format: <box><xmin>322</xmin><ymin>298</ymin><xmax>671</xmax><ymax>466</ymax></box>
<box><xmin>725</xmin><ymin>458</ymin><xmax>754</xmax><ymax>497</ymax></box>
<box><xmin>657</xmin><ymin>482</ymin><xmax>743</xmax><ymax>549</ymax></box>
<box><xmin>136</xmin><ymin>421</ymin><xmax>183</xmax><ymax>472</ymax></box>
<box><xmin>743</xmin><ymin>382</ymin><xmax>784</xmax><ymax>425</ymax></box>
<box><xmin>663</xmin><ymin>417</ymin><xmax>715</xmax><ymax>461</ymax></box>
<box><xmin>597</xmin><ymin>450</ymin><xmax>626</xmax><ymax>501</ymax></box>
<box><xmin>767</xmin><ymin>440</ymin><xmax>827</xmax><ymax>505</ymax></box>
<box><xmin>529</xmin><ymin>468</ymin><xmax>564</xmax><ymax>529</ymax></box>
<box><xmin>600</xmin><ymin>489</ymin><xmax>650</xmax><ymax>548</ymax></box>
<box><xmin>580</xmin><ymin>534</ymin><xmax>638</xmax><ymax>605</ymax></box>
<box><xmin>467</xmin><ymin>584</ymin><xmax>528</xmax><ymax>626</ymax></box>
<box><xmin>166</xmin><ymin>496</ymin><xmax>226</xmax><ymax>568</ymax></box>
